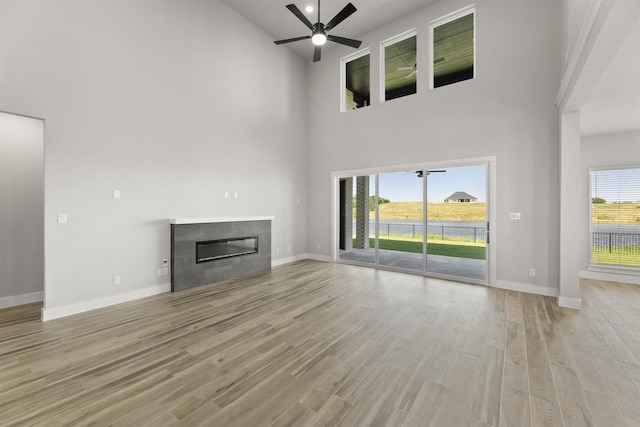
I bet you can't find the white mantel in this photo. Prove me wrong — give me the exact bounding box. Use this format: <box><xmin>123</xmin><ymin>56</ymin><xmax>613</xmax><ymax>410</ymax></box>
<box><xmin>170</xmin><ymin>216</ymin><xmax>274</xmax><ymax>225</ymax></box>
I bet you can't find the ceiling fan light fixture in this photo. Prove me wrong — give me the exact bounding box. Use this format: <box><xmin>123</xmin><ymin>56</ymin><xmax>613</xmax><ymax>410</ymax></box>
<box><xmin>305</xmin><ymin>5</ymin><xmax>314</xmax><ymax>13</ymax></box>
<box><xmin>311</xmin><ymin>32</ymin><xmax>327</xmax><ymax>46</ymax></box>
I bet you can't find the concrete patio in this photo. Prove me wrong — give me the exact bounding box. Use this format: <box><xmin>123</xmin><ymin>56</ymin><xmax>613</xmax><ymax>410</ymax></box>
<box><xmin>339</xmin><ymin>248</ymin><xmax>486</xmax><ymax>282</ymax></box>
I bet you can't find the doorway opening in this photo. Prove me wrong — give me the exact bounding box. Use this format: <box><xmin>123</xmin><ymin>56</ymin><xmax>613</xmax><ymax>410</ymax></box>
<box><xmin>0</xmin><ymin>112</ymin><xmax>45</xmax><ymax>311</ymax></box>
<box><xmin>336</xmin><ymin>162</ymin><xmax>489</xmax><ymax>285</ymax></box>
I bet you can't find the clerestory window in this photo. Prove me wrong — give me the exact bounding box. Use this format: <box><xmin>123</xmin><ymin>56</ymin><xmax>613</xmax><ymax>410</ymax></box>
<box><xmin>381</xmin><ymin>30</ymin><xmax>417</xmax><ymax>102</ymax></box>
<box><xmin>430</xmin><ymin>7</ymin><xmax>475</xmax><ymax>89</ymax></box>
<box><xmin>342</xmin><ymin>49</ymin><xmax>370</xmax><ymax>111</ymax></box>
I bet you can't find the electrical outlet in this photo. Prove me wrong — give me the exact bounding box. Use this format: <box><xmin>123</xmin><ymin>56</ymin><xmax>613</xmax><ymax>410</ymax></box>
<box><xmin>529</xmin><ymin>268</ymin><xmax>536</xmax><ymax>277</ymax></box>
<box><xmin>113</xmin><ymin>190</ymin><xmax>121</xmax><ymax>200</ymax></box>
<box><xmin>276</xmin><ymin>248</ymin><xmax>280</xmax><ymax>254</ymax></box>
<box><xmin>162</xmin><ymin>267</ymin><xmax>168</xmax><ymax>275</ymax></box>
<box><xmin>316</xmin><ymin>244</ymin><xmax>321</xmax><ymax>250</ymax></box>
<box><xmin>157</xmin><ymin>268</ymin><xmax>163</xmax><ymax>277</ymax></box>
<box><xmin>113</xmin><ymin>275</ymin><xmax>121</xmax><ymax>285</ymax></box>
<box><xmin>287</xmin><ymin>246</ymin><xmax>291</xmax><ymax>253</ymax></box>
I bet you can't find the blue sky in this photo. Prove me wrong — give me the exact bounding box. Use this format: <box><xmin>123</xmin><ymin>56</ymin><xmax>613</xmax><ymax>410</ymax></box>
<box><xmin>365</xmin><ymin>165</ymin><xmax>487</xmax><ymax>202</ymax></box>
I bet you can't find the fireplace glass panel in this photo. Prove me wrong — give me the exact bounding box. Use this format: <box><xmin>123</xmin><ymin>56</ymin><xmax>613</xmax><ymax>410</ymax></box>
<box><xmin>196</xmin><ymin>237</ymin><xmax>258</xmax><ymax>263</ymax></box>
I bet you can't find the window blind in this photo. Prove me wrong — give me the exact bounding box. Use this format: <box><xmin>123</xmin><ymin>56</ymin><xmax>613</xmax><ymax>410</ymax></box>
<box><xmin>591</xmin><ymin>167</ymin><xmax>640</xmax><ymax>268</ymax></box>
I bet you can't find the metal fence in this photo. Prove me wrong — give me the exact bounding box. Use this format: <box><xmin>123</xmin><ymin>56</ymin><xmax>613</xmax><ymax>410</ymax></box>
<box><xmin>592</xmin><ymin>232</ymin><xmax>640</xmax><ymax>255</ymax></box>
<box><xmin>368</xmin><ymin>223</ymin><xmax>487</xmax><ymax>243</ymax></box>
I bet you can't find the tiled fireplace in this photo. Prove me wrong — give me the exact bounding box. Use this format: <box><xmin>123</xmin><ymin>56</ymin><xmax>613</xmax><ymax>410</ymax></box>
<box><xmin>170</xmin><ymin>217</ymin><xmax>272</xmax><ymax>292</ymax></box>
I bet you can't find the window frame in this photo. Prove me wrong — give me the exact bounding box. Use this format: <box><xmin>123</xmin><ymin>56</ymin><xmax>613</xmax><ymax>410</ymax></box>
<box><xmin>379</xmin><ymin>29</ymin><xmax>418</xmax><ymax>103</ymax></box>
<box><xmin>340</xmin><ymin>48</ymin><xmax>371</xmax><ymax>113</ymax></box>
<box><xmin>429</xmin><ymin>5</ymin><xmax>476</xmax><ymax>90</ymax></box>
<box><xmin>589</xmin><ymin>165</ymin><xmax>640</xmax><ymax>273</ymax></box>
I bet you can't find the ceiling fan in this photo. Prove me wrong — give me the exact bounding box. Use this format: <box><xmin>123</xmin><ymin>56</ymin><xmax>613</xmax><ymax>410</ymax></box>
<box><xmin>415</xmin><ymin>170</ymin><xmax>446</xmax><ymax>178</ymax></box>
<box><xmin>398</xmin><ymin>63</ymin><xmax>417</xmax><ymax>79</ymax></box>
<box><xmin>274</xmin><ymin>0</ymin><xmax>363</xmax><ymax>62</ymax></box>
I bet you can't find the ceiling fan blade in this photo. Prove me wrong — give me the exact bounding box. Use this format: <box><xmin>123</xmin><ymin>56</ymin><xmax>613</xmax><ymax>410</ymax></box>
<box><xmin>313</xmin><ymin>45</ymin><xmax>322</xmax><ymax>62</ymax></box>
<box><xmin>325</xmin><ymin>3</ymin><xmax>357</xmax><ymax>31</ymax></box>
<box><xmin>327</xmin><ymin>35</ymin><xmax>362</xmax><ymax>48</ymax></box>
<box><xmin>274</xmin><ymin>35</ymin><xmax>311</xmax><ymax>45</ymax></box>
<box><xmin>285</xmin><ymin>4</ymin><xmax>314</xmax><ymax>31</ymax></box>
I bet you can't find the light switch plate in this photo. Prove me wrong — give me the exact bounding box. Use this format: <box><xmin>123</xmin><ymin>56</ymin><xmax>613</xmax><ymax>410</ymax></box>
<box><xmin>509</xmin><ymin>212</ymin><xmax>521</xmax><ymax>220</ymax></box>
<box><xmin>113</xmin><ymin>190</ymin><xmax>121</xmax><ymax>200</ymax></box>
<box><xmin>57</xmin><ymin>213</ymin><xmax>68</xmax><ymax>223</ymax></box>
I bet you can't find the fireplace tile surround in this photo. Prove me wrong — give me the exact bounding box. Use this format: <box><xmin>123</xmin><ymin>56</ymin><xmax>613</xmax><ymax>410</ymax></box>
<box><xmin>170</xmin><ymin>217</ymin><xmax>273</xmax><ymax>292</ymax></box>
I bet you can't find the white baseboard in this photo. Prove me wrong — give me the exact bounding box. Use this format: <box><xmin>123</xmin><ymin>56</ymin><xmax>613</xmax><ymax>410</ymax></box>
<box><xmin>306</xmin><ymin>253</ymin><xmax>332</xmax><ymax>262</ymax></box>
<box><xmin>0</xmin><ymin>291</ymin><xmax>43</xmax><ymax>309</ymax></box>
<box><xmin>580</xmin><ymin>269</ymin><xmax>640</xmax><ymax>285</ymax></box>
<box><xmin>493</xmin><ymin>280</ymin><xmax>558</xmax><ymax>298</ymax></box>
<box><xmin>272</xmin><ymin>253</ymin><xmax>308</xmax><ymax>266</ymax></box>
<box><xmin>42</xmin><ymin>283</ymin><xmax>171</xmax><ymax>321</ymax></box>
<box><xmin>557</xmin><ymin>295</ymin><xmax>582</xmax><ymax>310</ymax></box>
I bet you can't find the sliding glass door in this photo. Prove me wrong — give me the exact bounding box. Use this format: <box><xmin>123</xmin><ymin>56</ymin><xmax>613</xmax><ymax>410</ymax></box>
<box><xmin>377</xmin><ymin>171</ymin><xmax>425</xmax><ymax>272</ymax></box>
<box><xmin>337</xmin><ymin>163</ymin><xmax>488</xmax><ymax>285</ymax></box>
<box><xmin>425</xmin><ymin>165</ymin><xmax>487</xmax><ymax>282</ymax></box>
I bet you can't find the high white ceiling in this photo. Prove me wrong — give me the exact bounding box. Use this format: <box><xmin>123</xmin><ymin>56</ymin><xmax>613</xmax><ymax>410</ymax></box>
<box><xmin>581</xmin><ymin>20</ymin><xmax>640</xmax><ymax>136</ymax></box>
<box><xmin>221</xmin><ymin>0</ymin><xmax>439</xmax><ymax>60</ymax></box>
<box><xmin>223</xmin><ymin>0</ymin><xmax>640</xmax><ymax>137</ymax></box>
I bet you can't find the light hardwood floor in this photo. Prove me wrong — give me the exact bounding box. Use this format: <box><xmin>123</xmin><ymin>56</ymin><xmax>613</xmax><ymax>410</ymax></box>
<box><xmin>1</xmin><ymin>260</ymin><xmax>640</xmax><ymax>426</ymax></box>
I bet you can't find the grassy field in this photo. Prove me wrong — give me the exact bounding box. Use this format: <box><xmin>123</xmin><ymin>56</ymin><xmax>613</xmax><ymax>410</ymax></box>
<box><xmin>358</xmin><ymin>201</ymin><xmax>640</xmax><ymax>224</ymax></box>
<box><xmin>592</xmin><ymin>203</ymin><xmax>640</xmax><ymax>223</ymax></box>
<box><xmin>359</xmin><ymin>238</ymin><xmax>486</xmax><ymax>260</ymax></box>
<box><xmin>592</xmin><ymin>252</ymin><xmax>640</xmax><ymax>267</ymax></box>
<box><xmin>371</xmin><ymin>202</ymin><xmax>486</xmax><ymax>221</ymax></box>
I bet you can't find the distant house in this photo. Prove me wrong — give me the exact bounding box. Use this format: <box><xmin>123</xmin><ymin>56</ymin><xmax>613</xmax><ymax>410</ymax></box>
<box><xmin>445</xmin><ymin>191</ymin><xmax>477</xmax><ymax>203</ymax></box>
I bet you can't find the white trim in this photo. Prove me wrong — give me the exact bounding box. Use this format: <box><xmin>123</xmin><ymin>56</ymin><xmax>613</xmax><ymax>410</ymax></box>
<box><xmin>170</xmin><ymin>216</ymin><xmax>274</xmax><ymax>225</ymax></box>
<box><xmin>380</xmin><ymin>29</ymin><xmax>417</xmax><ymax>103</ymax></box>
<box><xmin>272</xmin><ymin>253</ymin><xmax>308</xmax><ymax>267</ymax></box>
<box><xmin>429</xmin><ymin>4</ymin><xmax>476</xmax><ymax>90</ymax></box>
<box><xmin>340</xmin><ymin>47</ymin><xmax>371</xmax><ymax>112</ymax></box>
<box><xmin>581</xmin><ymin>269</ymin><xmax>640</xmax><ymax>285</ymax></box>
<box><xmin>330</xmin><ymin>156</ymin><xmax>497</xmax><ymax>288</ymax></box>
<box><xmin>556</xmin><ymin>0</ymin><xmax>605</xmax><ymax>110</ymax></box>
<box><xmin>493</xmin><ymin>280</ymin><xmax>559</xmax><ymax>298</ymax></box>
<box><xmin>558</xmin><ymin>296</ymin><xmax>583</xmax><ymax>310</ymax></box>
<box><xmin>588</xmin><ymin>166</ymin><xmax>640</xmax><ymax>270</ymax></box>
<box><xmin>0</xmin><ymin>291</ymin><xmax>43</xmax><ymax>309</ymax></box>
<box><xmin>41</xmin><ymin>283</ymin><xmax>170</xmax><ymax>321</ymax></box>
<box><xmin>306</xmin><ymin>253</ymin><xmax>332</xmax><ymax>263</ymax></box>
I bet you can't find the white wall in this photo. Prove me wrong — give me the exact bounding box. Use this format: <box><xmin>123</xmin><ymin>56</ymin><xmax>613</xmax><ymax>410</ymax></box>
<box><xmin>0</xmin><ymin>0</ymin><xmax>309</xmax><ymax>318</ymax></box>
<box><xmin>0</xmin><ymin>113</ymin><xmax>44</xmax><ymax>306</ymax></box>
<box><xmin>580</xmin><ymin>130</ymin><xmax>640</xmax><ymax>283</ymax></box>
<box><xmin>306</xmin><ymin>0</ymin><xmax>562</xmax><ymax>295</ymax></box>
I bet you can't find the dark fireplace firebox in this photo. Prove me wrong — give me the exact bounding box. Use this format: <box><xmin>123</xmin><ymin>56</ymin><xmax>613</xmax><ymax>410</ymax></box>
<box><xmin>196</xmin><ymin>236</ymin><xmax>258</xmax><ymax>263</ymax></box>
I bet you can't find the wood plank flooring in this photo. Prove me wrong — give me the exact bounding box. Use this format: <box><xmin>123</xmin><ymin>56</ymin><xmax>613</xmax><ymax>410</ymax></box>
<box><xmin>1</xmin><ymin>261</ymin><xmax>640</xmax><ymax>426</ymax></box>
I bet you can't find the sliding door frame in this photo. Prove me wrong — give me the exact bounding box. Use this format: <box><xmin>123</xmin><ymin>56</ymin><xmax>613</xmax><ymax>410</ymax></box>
<box><xmin>331</xmin><ymin>156</ymin><xmax>497</xmax><ymax>287</ymax></box>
